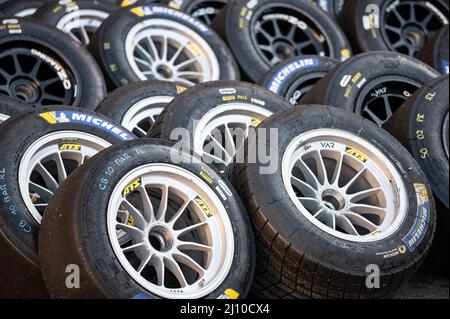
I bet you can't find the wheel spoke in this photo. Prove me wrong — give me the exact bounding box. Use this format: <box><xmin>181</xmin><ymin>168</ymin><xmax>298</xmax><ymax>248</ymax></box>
<box><xmin>29</xmin><ymin>182</ymin><xmax>53</xmax><ymax>202</ymax></box>
<box><xmin>151</xmin><ymin>255</ymin><xmax>165</xmax><ymax>286</ymax></box>
<box><xmin>291</xmin><ymin>176</ymin><xmax>317</xmax><ymax>197</ymax></box>
<box><xmin>137</xmin><ymin>250</ymin><xmax>153</xmax><ymax>274</ymax></box>
<box><xmin>335</xmin><ymin>215</ymin><xmax>359</xmax><ymax>236</ymax></box>
<box><xmin>146</xmin><ymin>36</ymin><xmax>160</xmax><ymax>61</ymax></box>
<box><xmin>176</xmin><ymin>221</ymin><xmax>208</xmax><ymax>237</ymax></box>
<box><xmin>138</xmin><ymin>186</ymin><xmax>154</xmax><ymax>223</ymax></box>
<box><xmin>135</xmin><ymin>43</ymin><xmax>155</xmax><ymax>64</ymax></box>
<box><xmin>177</xmin><ymin>241</ymin><xmax>212</xmax><ymax>252</ymax></box>
<box><xmin>168</xmin><ymin>199</ymin><xmax>191</xmax><ymax>226</ymax></box>
<box><xmin>122</xmin><ymin>199</ymin><xmax>147</xmax><ymax>229</ymax></box>
<box><xmin>165</xmin><ymin>257</ymin><xmax>188</xmax><ymax>288</ymax></box>
<box><xmin>343</xmin><ymin>211</ymin><xmax>380</xmax><ymax>233</ymax></box>
<box><xmin>54</xmin><ymin>153</ymin><xmax>68</xmax><ymax>183</ymax></box>
<box><xmin>157</xmin><ymin>185</ymin><xmax>169</xmax><ymax>222</ymax></box>
<box><xmin>294</xmin><ymin>158</ymin><xmax>321</xmax><ymax>190</ymax></box>
<box><xmin>116</xmin><ymin>223</ymin><xmax>145</xmax><ymax>241</ymax></box>
<box><xmin>343</xmin><ymin>168</ymin><xmax>366</xmax><ymax>191</ymax></box>
<box><xmin>173</xmin><ymin>251</ymin><xmax>205</xmax><ymax>276</ymax></box>
<box><xmin>349</xmin><ymin>187</ymin><xmax>382</xmax><ymax>203</ymax></box>
<box><xmin>35</xmin><ymin>163</ymin><xmax>59</xmax><ymax>192</ymax></box>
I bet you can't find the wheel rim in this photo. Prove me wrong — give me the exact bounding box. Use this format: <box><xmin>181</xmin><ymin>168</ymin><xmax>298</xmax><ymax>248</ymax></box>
<box><xmin>381</xmin><ymin>0</ymin><xmax>449</xmax><ymax>56</ymax></box>
<box><xmin>251</xmin><ymin>3</ymin><xmax>331</xmax><ymax>66</ymax></box>
<box><xmin>355</xmin><ymin>76</ymin><xmax>421</xmax><ymax>127</ymax></box>
<box><xmin>194</xmin><ymin>103</ymin><xmax>273</xmax><ymax>172</ymax></box>
<box><xmin>56</xmin><ymin>9</ymin><xmax>109</xmax><ymax>46</ymax></box>
<box><xmin>121</xmin><ymin>96</ymin><xmax>173</xmax><ymax>138</ymax></box>
<box><xmin>18</xmin><ymin>131</ymin><xmax>111</xmax><ymax>223</ymax></box>
<box><xmin>282</xmin><ymin>129</ymin><xmax>407</xmax><ymax>242</ymax></box>
<box><xmin>0</xmin><ymin>113</ymin><xmax>9</xmax><ymax>124</ymax></box>
<box><xmin>0</xmin><ymin>46</ymin><xmax>76</xmax><ymax>106</ymax></box>
<box><xmin>189</xmin><ymin>1</ymin><xmax>227</xmax><ymax>25</ymax></box>
<box><xmin>443</xmin><ymin>112</ymin><xmax>449</xmax><ymax>159</ymax></box>
<box><xmin>284</xmin><ymin>72</ymin><xmax>327</xmax><ymax>105</ymax></box>
<box><xmin>107</xmin><ymin>164</ymin><xmax>235</xmax><ymax>299</ymax></box>
<box><xmin>125</xmin><ymin>19</ymin><xmax>220</xmax><ymax>87</ymax></box>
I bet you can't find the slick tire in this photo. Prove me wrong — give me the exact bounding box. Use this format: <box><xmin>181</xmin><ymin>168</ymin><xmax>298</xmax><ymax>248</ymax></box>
<box><xmin>0</xmin><ymin>18</ymin><xmax>106</xmax><ymax>108</ymax></box>
<box><xmin>308</xmin><ymin>0</ymin><xmax>345</xmax><ymax>19</ymax></box>
<box><xmin>0</xmin><ymin>94</ymin><xmax>30</xmax><ymax>124</ymax></box>
<box><xmin>89</xmin><ymin>4</ymin><xmax>239</xmax><ymax>89</ymax></box>
<box><xmin>39</xmin><ymin>139</ymin><xmax>255</xmax><ymax>299</ymax></box>
<box><xmin>384</xmin><ymin>75</ymin><xmax>449</xmax><ymax>274</ymax></box>
<box><xmin>227</xmin><ymin>105</ymin><xmax>436</xmax><ymax>299</ymax></box>
<box><xmin>257</xmin><ymin>55</ymin><xmax>339</xmax><ymax>105</ymax></box>
<box><xmin>0</xmin><ymin>0</ymin><xmax>47</xmax><ymax>17</ymax></box>
<box><xmin>338</xmin><ymin>0</ymin><xmax>449</xmax><ymax>56</ymax></box>
<box><xmin>96</xmin><ymin>80</ymin><xmax>187</xmax><ymax>138</ymax></box>
<box><xmin>416</xmin><ymin>26</ymin><xmax>449</xmax><ymax>75</ymax></box>
<box><xmin>0</xmin><ymin>106</ymin><xmax>134</xmax><ymax>298</ymax></box>
<box><xmin>213</xmin><ymin>0</ymin><xmax>351</xmax><ymax>82</ymax></box>
<box><xmin>300</xmin><ymin>52</ymin><xmax>440</xmax><ymax>127</ymax></box>
<box><xmin>149</xmin><ymin>81</ymin><xmax>291</xmax><ymax>172</ymax></box>
<box><xmin>165</xmin><ymin>0</ymin><xmax>228</xmax><ymax>25</ymax></box>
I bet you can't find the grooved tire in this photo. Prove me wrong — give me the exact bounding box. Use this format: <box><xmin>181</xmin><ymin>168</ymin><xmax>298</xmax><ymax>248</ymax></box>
<box><xmin>149</xmin><ymin>80</ymin><xmax>291</xmax><ymax>172</ymax></box>
<box><xmin>384</xmin><ymin>75</ymin><xmax>449</xmax><ymax>274</ymax></box>
<box><xmin>89</xmin><ymin>4</ymin><xmax>239</xmax><ymax>89</ymax></box>
<box><xmin>0</xmin><ymin>94</ymin><xmax>30</xmax><ymax>124</ymax></box>
<box><xmin>300</xmin><ymin>52</ymin><xmax>440</xmax><ymax>127</ymax></box>
<box><xmin>227</xmin><ymin>105</ymin><xmax>436</xmax><ymax>299</ymax></box>
<box><xmin>0</xmin><ymin>18</ymin><xmax>107</xmax><ymax>108</ymax></box>
<box><xmin>338</xmin><ymin>0</ymin><xmax>449</xmax><ymax>56</ymax></box>
<box><xmin>213</xmin><ymin>0</ymin><xmax>351</xmax><ymax>82</ymax></box>
<box><xmin>257</xmin><ymin>55</ymin><xmax>339</xmax><ymax>105</ymax></box>
<box><xmin>96</xmin><ymin>80</ymin><xmax>187</xmax><ymax>137</ymax></box>
<box><xmin>39</xmin><ymin>139</ymin><xmax>255</xmax><ymax>299</ymax></box>
<box><xmin>416</xmin><ymin>26</ymin><xmax>449</xmax><ymax>75</ymax></box>
<box><xmin>0</xmin><ymin>106</ymin><xmax>134</xmax><ymax>298</ymax></box>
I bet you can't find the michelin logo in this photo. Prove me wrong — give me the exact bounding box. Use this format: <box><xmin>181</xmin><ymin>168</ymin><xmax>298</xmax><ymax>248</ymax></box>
<box><xmin>39</xmin><ymin>111</ymin><xmax>133</xmax><ymax>141</ymax></box>
<box><xmin>267</xmin><ymin>57</ymin><xmax>319</xmax><ymax>94</ymax></box>
<box><xmin>131</xmin><ymin>5</ymin><xmax>213</xmax><ymax>35</ymax></box>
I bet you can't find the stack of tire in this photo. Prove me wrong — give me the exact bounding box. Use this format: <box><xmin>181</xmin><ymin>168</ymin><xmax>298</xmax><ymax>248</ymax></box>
<box><xmin>0</xmin><ymin>0</ymin><xmax>448</xmax><ymax>299</ymax></box>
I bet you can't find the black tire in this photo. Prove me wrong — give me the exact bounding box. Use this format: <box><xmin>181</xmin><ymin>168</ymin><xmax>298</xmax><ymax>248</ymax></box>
<box><xmin>89</xmin><ymin>4</ymin><xmax>239</xmax><ymax>90</ymax></box>
<box><xmin>0</xmin><ymin>0</ymin><xmax>48</xmax><ymax>17</ymax></box>
<box><xmin>300</xmin><ymin>51</ymin><xmax>440</xmax><ymax>127</ymax></box>
<box><xmin>0</xmin><ymin>106</ymin><xmax>135</xmax><ymax>298</ymax></box>
<box><xmin>0</xmin><ymin>94</ymin><xmax>30</xmax><ymax>124</ymax></box>
<box><xmin>227</xmin><ymin>105</ymin><xmax>436</xmax><ymax>299</ymax></box>
<box><xmin>384</xmin><ymin>75</ymin><xmax>449</xmax><ymax>275</ymax></box>
<box><xmin>39</xmin><ymin>139</ymin><xmax>255</xmax><ymax>299</ymax></box>
<box><xmin>257</xmin><ymin>55</ymin><xmax>339</xmax><ymax>105</ymax></box>
<box><xmin>416</xmin><ymin>26</ymin><xmax>449</xmax><ymax>75</ymax></box>
<box><xmin>0</xmin><ymin>18</ymin><xmax>106</xmax><ymax>108</ymax></box>
<box><xmin>149</xmin><ymin>80</ymin><xmax>291</xmax><ymax>172</ymax></box>
<box><xmin>165</xmin><ymin>0</ymin><xmax>228</xmax><ymax>25</ymax></box>
<box><xmin>213</xmin><ymin>0</ymin><xmax>352</xmax><ymax>82</ymax></box>
<box><xmin>338</xmin><ymin>0</ymin><xmax>449</xmax><ymax>56</ymax></box>
<box><xmin>33</xmin><ymin>0</ymin><xmax>116</xmax><ymax>47</ymax></box>
<box><xmin>96</xmin><ymin>80</ymin><xmax>187</xmax><ymax>137</ymax></box>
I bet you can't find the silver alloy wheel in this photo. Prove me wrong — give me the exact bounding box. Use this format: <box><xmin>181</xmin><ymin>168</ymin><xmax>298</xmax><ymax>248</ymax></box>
<box><xmin>125</xmin><ymin>19</ymin><xmax>220</xmax><ymax>86</ymax></box>
<box><xmin>194</xmin><ymin>103</ymin><xmax>273</xmax><ymax>171</ymax></box>
<box><xmin>56</xmin><ymin>9</ymin><xmax>109</xmax><ymax>46</ymax></box>
<box><xmin>0</xmin><ymin>113</ymin><xmax>9</xmax><ymax>124</ymax></box>
<box><xmin>282</xmin><ymin>129</ymin><xmax>408</xmax><ymax>242</ymax></box>
<box><xmin>444</xmin><ymin>112</ymin><xmax>449</xmax><ymax>159</ymax></box>
<box><xmin>107</xmin><ymin>164</ymin><xmax>235</xmax><ymax>299</ymax></box>
<box><xmin>121</xmin><ymin>96</ymin><xmax>173</xmax><ymax>138</ymax></box>
<box><xmin>18</xmin><ymin>131</ymin><xmax>111</xmax><ymax>223</ymax></box>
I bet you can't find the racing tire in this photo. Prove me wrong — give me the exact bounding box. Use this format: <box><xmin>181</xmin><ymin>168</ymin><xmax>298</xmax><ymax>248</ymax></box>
<box><xmin>149</xmin><ymin>80</ymin><xmax>291</xmax><ymax>172</ymax></box>
<box><xmin>0</xmin><ymin>94</ymin><xmax>30</xmax><ymax>124</ymax></box>
<box><xmin>34</xmin><ymin>0</ymin><xmax>116</xmax><ymax>47</ymax></box>
<box><xmin>257</xmin><ymin>55</ymin><xmax>339</xmax><ymax>105</ymax></box>
<box><xmin>300</xmin><ymin>51</ymin><xmax>440</xmax><ymax>127</ymax></box>
<box><xmin>96</xmin><ymin>80</ymin><xmax>187</xmax><ymax>138</ymax></box>
<box><xmin>416</xmin><ymin>26</ymin><xmax>449</xmax><ymax>75</ymax></box>
<box><xmin>89</xmin><ymin>4</ymin><xmax>239</xmax><ymax>90</ymax></box>
<box><xmin>338</xmin><ymin>0</ymin><xmax>449</xmax><ymax>56</ymax></box>
<box><xmin>0</xmin><ymin>0</ymin><xmax>47</xmax><ymax>17</ymax></box>
<box><xmin>0</xmin><ymin>106</ymin><xmax>134</xmax><ymax>298</ymax></box>
<box><xmin>39</xmin><ymin>139</ymin><xmax>255</xmax><ymax>299</ymax></box>
<box><xmin>227</xmin><ymin>105</ymin><xmax>436</xmax><ymax>299</ymax></box>
<box><xmin>213</xmin><ymin>0</ymin><xmax>352</xmax><ymax>82</ymax></box>
<box><xmin>165</xmin><ymin>0</ymin><xmax>228</xmax><ymax>25</ymax></box>
<box><xmin>0</xmin><ymin>18</ymin><xmax>106</xmax><ymax>108</ymax></box>
<box><xmin>384</xmin><ymin>75</ymin><xmax>449</xmax><ymax>275</ymax></box>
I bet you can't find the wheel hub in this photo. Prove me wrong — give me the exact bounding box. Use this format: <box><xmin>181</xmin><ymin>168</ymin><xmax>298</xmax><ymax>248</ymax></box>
<box><xmin>155</xmin><ymin>64</ymin><xmax>174</xmax><ymax>80</ymax></box>
<box><xmin>321</xmin><ymin>189</ymin><xmax>346</xmax><ymax>211</ymax></box>
<box><xmin>10</xmin><ymin>78</ymin><xmax>40</xmax><ymax>103</ymax></box>
<box><xmin>403</xmin><ymin>25</ymin><xmax>426</xmax><ymax>48</ymax></box>
<box><xmin>274</xmin><ymin>40</ymin><xmax>296</xmax><ymax>60</ymax></box>
<box><xmin>148</xmin><ymin>225</ymin><xmax>173</xmax><ymax>252</ymax></box>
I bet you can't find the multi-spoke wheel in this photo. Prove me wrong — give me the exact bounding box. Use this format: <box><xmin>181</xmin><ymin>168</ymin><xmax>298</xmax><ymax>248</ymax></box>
<box><xmin>18</xmin><ymin>131</ymin><xmax>111</xmax><ymax>223</ymax></box>
<box><xmin>227</xmin><ymin>105</ymin><xmax>435</xmax><ymax>299</ymax></box>
<box><xmin>108</xmin><ymin>164</ymin><xmax>235</xmax><ymax>298</ymax></box>
<box><xmin>34</xmin><ymin>1</ymin><xmax>115</xmax><ymax>46</ymax></box>
<box><xmin>92</xmin><ymin>6</ymin><xmax>238</xmax><ymax>89</ymax></box>
<box><xmin>0</xmin><ymin>18</ymin><xmax>107</xmax><ymax>108</ymax></box>
<box><xmin>38</xmin><ymin>140</ymin><xmax>254</xmax><ymax>299</ymax></box>
<box><xmin>282</xmin><ymin>129</ymin><xmax>406</xmax><ymax>241</ymax></box>
<box><xmin>340</xmin><ymin>0</ymin><xmax>449</xmax><ymax>56</ymax></box>
<box><xmin>216</xmin><ymin>0</ymin><xmax>351</xmax><ymax>81</ymax></box>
